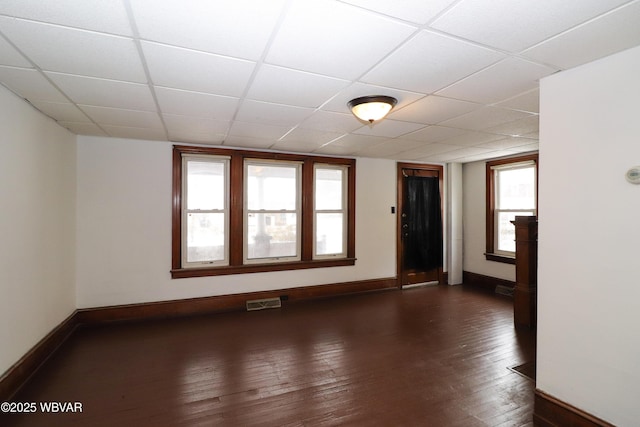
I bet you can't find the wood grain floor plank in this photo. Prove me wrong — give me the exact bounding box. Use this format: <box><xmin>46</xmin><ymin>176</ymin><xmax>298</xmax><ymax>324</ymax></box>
<box><xmin>1</xmin><ymin>285</ymin><xmax>535</xmax><ymax>426</ymax></box>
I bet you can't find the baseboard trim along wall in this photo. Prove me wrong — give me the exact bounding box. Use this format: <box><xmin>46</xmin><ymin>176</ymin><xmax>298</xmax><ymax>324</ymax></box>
<box><xmin>0</xmin><ymin>277</ymin><xmax>397</xmax><ymax>400</ymax></box>
<box><xmin>463</xmin><ymin>270</ymin><xmax>515</xmax><ymax>293</ymax></box>
<box><xmin>533</xmin><ymin>389</ymin><xmax>615</xmax><ymax>427</ymax></box>
<box><xmin>0</xmin><ymin>312</ymin><xmax>78</xmax><ymax>402</ymax></box>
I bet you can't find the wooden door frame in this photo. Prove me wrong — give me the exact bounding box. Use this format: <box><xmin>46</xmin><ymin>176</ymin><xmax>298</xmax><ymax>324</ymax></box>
<box><xmin>396</xmin><ymin>162</ymin><xmax>445</xmax><ymax>287</ymax></box>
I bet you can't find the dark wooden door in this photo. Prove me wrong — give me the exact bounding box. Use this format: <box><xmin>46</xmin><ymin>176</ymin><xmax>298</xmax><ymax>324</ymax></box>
<box><xmin>397</xmin><ymin>163</ymin><xmax>444</xmax><ymax>287</ymax></box>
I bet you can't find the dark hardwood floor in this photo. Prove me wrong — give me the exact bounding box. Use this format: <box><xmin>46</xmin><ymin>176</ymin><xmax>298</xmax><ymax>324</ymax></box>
<box><xmin>1</xmin><ymin>285</ymin><xmax>536</xmax><ymax>426</ymax></box>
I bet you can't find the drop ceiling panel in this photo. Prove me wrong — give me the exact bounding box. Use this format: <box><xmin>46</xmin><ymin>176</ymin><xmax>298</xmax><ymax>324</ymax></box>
<box><xmin>235</xmin><ymin>100</ymin><xmax>313</xmax><ymax>127</ymax></box>
<box><xmin>437</xmin><ymin>57</ymin><xmax>556</xmax><ymax>104</ymax></box>
<box><xmin>395</xmin><ymin>142</ymin><xmax>464</xmax><ymax>159</ymax></box>
<box><xmin>476</xmin><ymin>136</ymin><xmax>538</xmax><ymax>150</ymax></box>
<box><xmin>0</xmin><ymin>17</ymin><xmax>146</xmax><ymax>83</ymax></box>
<box><xmin>341</xmin><ymin>0</ymin><xmax>459</xmax><ymax>25</ymax></box>
<box><xmin>129</xmin><ymin>0</ymin><xmax>287</xmax><ymax>61</ymax></box>
<box><xmin>398</xmin><ymin>125</ymin><xmax>468</xmax><ymax>144</ymax></box>
<box><xmin>80</xmin><ymin>105</ymin><xmax>164</xmax><ymax>128</ymax></box>
<box><xmin>141</xmin><ymin>41</ymin><xmax>256</xmax><ymax>97</ymax></box>
<box><xmin>439</xmin><ymin>106</ymin><xmax>533</xmax><ymax>132</ymax></box>
<box><xmin>483</xmin><ymin>115</ymin><xmax>539</xmax><ymax>137</ymax></box>
<box><xmin>362</xmin><ymin>30</ymin><xmax>505</xmax><ymax>94</ymax></box>
<box><xmin>495</xmin><ymin>89</ymin><xmax>539</xmax><ymax>114</ymax></box>
<box><xmin>522</xmin><ymin>1</ymin><xmax>640</xmax><ymax>70</ymax></box>
<box><xmin>435</xmin><ymin>130</ymin><xmax>506</xmax><ymax>147</ymax></box>
<box><xmin>353</xmin><ymin>120</ymin><xmax>425</xmax><ymax>138</ymax></box>
<box><xmin>298</xmin><ymin>111</ymin><xmax>362</xmax><ymax>133</ymax></box>
<box><xmin>0</xmin><ymin>66</ymin><xmax>67</xmax><ymax>102</ymax></box>
<box><xmin>31</xmin><ymin>101</ymin><xmax>90</xmax><ymax>122</ymax></box>
<box><xmin>45</xmin><ymin>72</ymin><xmax>156</xmax><ymax>110</ymax></box>
<box><xmin>227</xmin><ymin>121</ymin><xmax>290</xmax><ymax>141</ymax></box>
<box><xmin>0</xmin><ymin>35</ymin><xmax>30</xmax><ymax>67</ymax></box>
<box><xmin>279</xmin><ymin>127</ymin><xmax>345</xmax><ymax>146</ymax></box>
<box><xmin>102</xmin><ymin>125</ymin><xmax>166</xmax><ymax>140</ymax></box>
<box><xmin>224</xmin><ymin>135</ymin><xmax>278</xmax><ymax>150</ymax></box>
<box><xmin>266</xmin><ymin>0</ymin><xmax>417</xmax><ymax>79</ymax></box>
<box><xmin>0</xmin><ymin>0</ymin><xmax>132</xmax><ymax>36</ymax></box>
<box><xmin>58</xmin><ymin>121</ymin><xmax>107</xmax><ymax>136</ymax></box>
<box><xmin>389</xmin><ymin>95</ymin><xmax>481</xmax><ymax>125</ymax></box>
<box><xmin>154</xmin><ymin>87</ymin><xmax>239</xmax><ymax>120</ymax></box>
<box><xmin>163</xmin><ymin>114</ymin><xmax>228</xmax><ymax>144</ymax></box>
<box><xmin>246</xmin><ymin>64</ymin><xmax>349</xmax><ymax>108</ymax></box>
<box><xmin>431</xmin><ymin>0</ymin><xmax>631</xmax><ymax>52</ymax></box>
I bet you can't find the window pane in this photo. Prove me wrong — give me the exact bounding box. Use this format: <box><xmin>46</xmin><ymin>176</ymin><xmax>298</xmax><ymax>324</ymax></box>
<box><xmin>315</xmin><ymin>168</ymin><xmax>343</xmax><ymax>210</ymax></box>
<box><xmin>247</xmin><ymin>164</ymin><xmax>297</xmax><ymax>210</ymax></box>
<box><xmin>316</xmin><ymin>213</ymin><xmax>344</xmax><ymax>255</ymax></box>
<box><xmin>186</xmin><ymin>213</ymin><xmax>225</xmax><ymax>263</ymax></box>
<box><xmin>497</xmin><ymin>167</ymin><xmax>535</xmax><ymax>209</ymax></box>
<box><xmin>497</xmin><ymin>211</ymin><xmax>533</xmax><ymax>253</ymax></box>
<box><xmin>187</xmin><ymin>161</ymin><xmax>225</xmax><ymax>210</ymax></box>
<box><xmin>247</xmin><ymin>213</ymin><xmax>297</xmax><ymax>259</ymax></box>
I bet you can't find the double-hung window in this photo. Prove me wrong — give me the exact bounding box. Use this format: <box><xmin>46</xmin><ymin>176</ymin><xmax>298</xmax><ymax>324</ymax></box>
<box><xmin>486</xmin><ymin>154</ymin><xmax>538</xmax><ymax>262</ymax></box>
<box><xmin>245</xmin><ymin>161</ymin><xmax>301</xmax><ymax>263</ymax></box>
<box><xmin>314</xmin><ymin>165</ymin><xmax>348</xmax><ymax>258</ymax></box>
<box><xmin>172</xmin><ymin>145</ymin><xmax>356</xmax><ymax>278</ymax></box>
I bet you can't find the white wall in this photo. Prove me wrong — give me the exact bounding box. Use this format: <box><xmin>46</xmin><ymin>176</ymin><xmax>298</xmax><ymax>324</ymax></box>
<box><xmin>538</xmin><ymin>45</ymin><xmax>640</xmax><ymax>425</ymax></box>
<box><xmin>75</xmin><ymin>136</ymin><xmax>397</xmax><ymax>308</ymax></box>
<box><xmin>462</xmin><ymin>160</ymin><xmax>515</xmax><ymax>281</ymax></box>
<box><xmin>0</xmin><ymin>86</ymin><xmax>77</xmax><ymax>375</ymax></box>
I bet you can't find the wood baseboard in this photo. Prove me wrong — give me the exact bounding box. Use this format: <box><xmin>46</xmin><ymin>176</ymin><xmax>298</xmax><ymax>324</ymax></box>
<box><xmin>76</xmin><ymin>277</ymin><xmax>398</xmax><ymax>325</ymax></box>
<box><xmin>533</xmin><ymin>389</ymin><xmax>614</xmax><ymax>427</ymax></box>
<box><xmin>0</xmin><ymin>312</ymin><xmax>78</xmax><ymax>401</ymax></box>
<box><xmin>463</xmin><ymin>270</ymin><xmax>515</xmax><ymax>292</ymax></box>
<box><xmin>1</xmin><ymin>277</ymin><xmax>398</xmax><ymax>400</ymax></box>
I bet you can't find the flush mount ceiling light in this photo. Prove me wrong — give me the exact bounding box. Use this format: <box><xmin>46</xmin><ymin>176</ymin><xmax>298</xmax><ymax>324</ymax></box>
<box><xmin>348</xmin><ymin>95</ymin><xmax>397</xmax><ymax>124</ymax></box>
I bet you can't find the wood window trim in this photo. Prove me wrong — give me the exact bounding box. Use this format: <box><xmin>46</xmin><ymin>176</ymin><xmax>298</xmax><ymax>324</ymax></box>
<box><xmin>485</xmin><ymin>153</ymin><xmax>538</xmax><ymax>264</ymax></box>
<box><xmin>172</xmin><ymin>145</ymin><xmax>356</xmax><ymax>279</ymax></box>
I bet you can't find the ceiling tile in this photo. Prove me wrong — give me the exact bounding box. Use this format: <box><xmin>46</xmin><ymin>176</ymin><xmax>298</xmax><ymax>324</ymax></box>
<box><xmin>227</xmin><ymin>121</ymin><xmax>291</xmax><ymax>140</ymax></box>
<box><xmin>522</xmin><ymin>1</ymin><xmax>640</xmax><ymax>70</ymax></box>
<box><xmin>353</xmin><ymin>120</ymin><xmax>425</xmax><ymax>138</ymax></box>
<box><xmin>354</xmin><ymin>139</ymin><xmax>429</xmax><ymax>158</ymax></box>
<box><xmin>223</xmin><ymin>135</ymin><xmax>277</xmax><ymax>150</ymax></box>
<box><xmin>398</xmin><ymin>125</ymin><xmax>467</xmax><ymax>143</ymax></box>
<box><xmin>341</xmin><ymin>0</ymin><xmax>459</xmax><ymax>25</ymax></box>
<box><xmin>495</xmin><ymin>89</ymin><xmax>539</xmax><ymax>113</ymax></box>
<box><xmin>298</xmin><ymin>110</ymin><xmax>362</xmax><ymax>133</ymax></box>
<box><xmin>0</xmin><ymin>17</ymin><xmax>146</xmax><ymax>82</ymax></box>
<box><xmin>246</xmin><ymin>64</ymin><xmax>349</xmax><ymax>108</ymax></box>
<box><xmin>475</xmin><ymin>136</ymin><xmax>538</xmax><ymax>150</ymax></box>
<box><xmin>482</xmin><ymin>115</ymin><xmax>539</xmax><ymax>137</ymax></box>
<box><xmin>164</xmin><ymin>114</ymin><xmax>229</xmax><ymax>134</ymax></box>
<box><xmin>129</xmin><ymin>0</ymin><xmax>287</xmax><ymax>60</ymax></box>
<box><xmin>321</xmin><ymin>82</ymin><xmax>425</xmax><ymax>115</ymax></box>
<box><xmin>235</xmin><ymin>100</ymin><xmax>313</xmax><ymax>127</ymax></box>
<box><xmin>0</xmin><ymin>0</ymin><xmax>132</xmax><ymax>36</ymax></box>
<box><xmin>279</xmin><ymin>127</ymin><xmax>345</xmax><ymax>146</ymax></box>
<box><xmin>0</xmin><ymin>66</ymin><xmax>67</xmax><ymax>102</ymax></box>
<box><xmin>31</xmin><ymin>101</ymin><xmax>90</xmax><ymax>122</ymax></box>
<box><xmin>154</xmin><ymin>87</ymin><xmax>239</xmax><ymax>120</ymax></box>
<box><xmin>57</xmin><ymin>121</ymin><xmax>108</xmax><ymax>136</ymax></box>
<box><xmin>389</xmin><ymin>95</ymin><xmax>481</xmax><ymax>124</ymax></box>
<box><xmin>163</xmin><ymin>114</ymin><xmax>228</xmax><ymax>144</ymax></box>
<box><xmin>437</xmin><ymin>57</ymin><xmax>556</xmax><ymax>104</ymax></box>
<box><xmin>0</xmin><ymin>34</ymin><xmax>31</xmax><ymax>67</ymax></box>
<box><xmin>430</xmin><ymin>0</ymin><xmax>631</xmax><ymax>52</ymax></box>
<box><xmin>425</xmin><ymin>146</ymin><xmax>498</xmax><ymax>162</ymax></box>
<box><xmin>102</xmin><ymin>125</ymin><xmax>167</xmax><ymax>140</ymax></box>
<box><xmin>45</xmin><ymin>72</ymin><xmax>156</xmax><ymax>110</ymax></box>
<box><xmin>439</xmin><ymin>106</ymin><xmax>533</xmax><ymax>131</ymax></box>
<box><xmin>80</xmin><ymin>105</ymin><xmax>163</xmax><ymax>128</ymax></box>
<box><xmin>141</xmin><ymin>41</ymin><xmax>256</xmax><ymax>97</ymax></box>
<box><xmin>325</xmin><ymin>133</ymin><xmax>389</xmax><ymax>151</ymax></box>
<box><xmin>435</xmin><ymin>130</ymin><xmax>506</xmax><ymax>147</ymax></box>
<box><xmin>362</xmin><ymin>30</ymin><xmax>505</xmax><ymax>94</ymax></box>
<box><xmin>266</xmin><ymin>0</ymin><xmax>417</xmax><ymax>79</ymax></box>
<box><xmin>395</xmin><ymin>142</ymin><xmax>464</xmax><ymax>159</ymax></box>
<box><xmin>506</xmin><ymin>142</ymin><xmax>540</xmax><ymax>154</ymax></box>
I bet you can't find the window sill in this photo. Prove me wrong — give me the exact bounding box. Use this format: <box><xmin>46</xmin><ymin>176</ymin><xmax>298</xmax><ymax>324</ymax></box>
<box><xmin>171</xmin><ymin>258</ymin><xmax>356</xmax><ymax>279</ymax></box>
<box><xmin>484</xmin><ymin>253</ymin><xmax>516</xmax><ymax>265</ymax></box>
